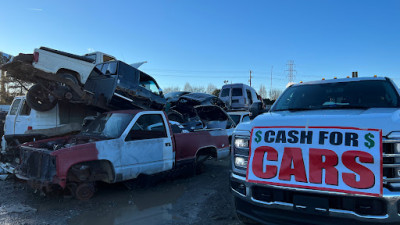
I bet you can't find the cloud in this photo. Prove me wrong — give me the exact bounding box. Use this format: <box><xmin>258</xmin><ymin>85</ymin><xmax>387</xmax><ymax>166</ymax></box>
<box><xmin>28</xmin><ymin>8</ymin><xmax>43</xmax><ymax>12</ymax></box>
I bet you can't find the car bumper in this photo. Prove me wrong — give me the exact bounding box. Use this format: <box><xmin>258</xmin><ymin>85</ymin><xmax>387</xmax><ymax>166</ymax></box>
<box><xmin>230</xmin><ymin>172</ymin><xmax>400</xmax><ymax>224</ymax></box>
<box><xmin>217</xmin><ymin>147</ymin><xmax>230</xmax><ymax>160</ymax></box>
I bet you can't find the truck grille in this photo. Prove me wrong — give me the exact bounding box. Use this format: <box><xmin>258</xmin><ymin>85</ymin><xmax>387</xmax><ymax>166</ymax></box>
<box><xmin>383</xmin><ymin>139</ymin><xmax>400</xmax><ymax>186</ymax></box>
<box><xmin>19</xmin><ymin>147</ymin><xmax>56</xmax><ymax>181</ymax></box>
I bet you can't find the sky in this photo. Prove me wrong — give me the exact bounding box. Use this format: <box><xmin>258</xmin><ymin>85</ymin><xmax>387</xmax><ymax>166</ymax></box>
<box><xmin>1</xmin><ymin>0</ymin><xmax>399</xmax><ymax>94</ymax></box>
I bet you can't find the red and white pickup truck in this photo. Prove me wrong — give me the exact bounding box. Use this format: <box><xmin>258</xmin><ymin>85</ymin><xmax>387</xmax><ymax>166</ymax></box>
<box><xmin>16</xmin><ymin>110</ymin><xmax>229</xmax><ymax>199</ymax></box>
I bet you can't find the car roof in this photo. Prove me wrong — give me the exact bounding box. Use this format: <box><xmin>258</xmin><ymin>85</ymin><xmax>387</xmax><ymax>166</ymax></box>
<box><xmin>291</xmin><ymin>76</ymin><xmax>387</xmax><ymax>87</ymax></box>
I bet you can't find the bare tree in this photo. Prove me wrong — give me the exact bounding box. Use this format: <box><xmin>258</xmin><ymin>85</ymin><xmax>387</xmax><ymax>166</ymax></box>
<box><xmin>258</xmin><ymin>84</ymin><xmax>267</xmax><ymax>99</ymax></box>
<box><xmin>206</xmin><ymin>83</ymin><xmax>217</xmax><ymax>94</ymax></box>
<box><xmin>163</xmin><ymin>86</ymin><xmax>180</xmax><ymax>94</ymax></box>
<box><xmin>183</xmin><ymin>82</ymin><xmax>193</xmax><ymax>92</ymax></box>
<box><xmin>269</xmin><ymin>88</ymin><xmax>283</xmax><ymax>100</ymax></box>
<box><xmin>192</xmin><ymin>86</ymin><xmax>205</xmax><ymax>93</ymax></box>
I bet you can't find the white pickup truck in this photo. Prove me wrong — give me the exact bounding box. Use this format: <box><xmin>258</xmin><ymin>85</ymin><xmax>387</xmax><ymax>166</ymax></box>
<box><xmin>1</xmin><ymin>96</ymin><xmax>96</xmax><ymax>172</ymax></box>
<box><xmin>1</xmin><ymin>47</ymin><xmax>116</xmax><ymax>111</ymax></box>
<box><xmin>231</xmin><ymin>77</ymin><xmax>400</xmax><ymax>224</ymax></box>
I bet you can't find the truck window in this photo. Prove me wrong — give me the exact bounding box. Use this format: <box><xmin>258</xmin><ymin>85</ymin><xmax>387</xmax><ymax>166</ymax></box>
<box><xmin>220</xmin><ymin>88</ymin><xmax>230</xmax><ymax>97</ymax></box>
<box><xmin>126</xmin><ymin>114</ymin><xmax>167</xmax><ymax>141</ymax></box>
<box><xmin>9</xmin><ymin>99</ymin><xmax>21</xmax><ymax>115</ymax></box>
<box><xmin>246</xmin><ymin>90</ymin><xmax>253</xmax><ymax>104</ymax></box>
<box><xmin>103</xmin><ymin>55</ymin><xmax>115</xmax><ymax>62</ymax></box>
<box><xmin>272</xmin><ymin>80</ymin><xmax>400</xmax><ymax>111</ymax></box>
<box><xmin>139</xmin><ymin>72</ymin><xmax>161</xmax><ymax>95</ymax></box>
<box><xmin>232</xmin><ymin>88</ymin><xmax>243</xmax><ymax>96</ymax></box>
<box><xmin>85</xmin><ymin>54</ymin><xmax>97</xmax><ymax>62</ymax></box>
<box><xmin>102</xmin><ymin>62</ymin><xmax>118</xmax><ymax>75</ymax></box>
<box><xmin>19</xmin><ymin>101</ymin><xmax>31</xmax><ymax>116</ymax></box>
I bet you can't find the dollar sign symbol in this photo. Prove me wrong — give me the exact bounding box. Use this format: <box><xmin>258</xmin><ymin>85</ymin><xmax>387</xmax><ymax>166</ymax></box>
<box><xmin>255</xmin><ymin>130</ymin><xmax>262</xmax><ymax>143</ymax></box>
<box><xmin>364</xmin><ymin>133</ymin><xmax>375</xmax><ymax>149</ymax></box>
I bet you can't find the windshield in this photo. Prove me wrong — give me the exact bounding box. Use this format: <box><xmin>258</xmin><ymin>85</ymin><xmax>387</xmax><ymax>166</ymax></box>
<box><xmin>81</xmin><ymin>113</ymin><xmax>134</xmax><ymax>138</ymax></box>
<box><xmin>272</xmin><ymin>80</ymin><xmax>400</xmax><ymax>111</ymax></box>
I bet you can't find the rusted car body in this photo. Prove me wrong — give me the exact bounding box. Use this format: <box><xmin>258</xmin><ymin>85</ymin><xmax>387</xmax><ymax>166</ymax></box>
<box><xmin>16</xmin><ymin>110</ymin><xmax>229</xmax><ymax>199</ymax></box>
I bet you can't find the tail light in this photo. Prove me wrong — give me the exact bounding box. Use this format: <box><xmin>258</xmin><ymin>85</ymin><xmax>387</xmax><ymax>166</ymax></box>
<box><xmin>33</xmin><ymin>52</ymin><xmax>39</xmax><ymax>63</ymax></box>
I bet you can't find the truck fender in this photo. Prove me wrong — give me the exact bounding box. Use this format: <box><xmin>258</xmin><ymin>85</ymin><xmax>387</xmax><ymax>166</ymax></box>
<box><xmin>66</xmin><ymin>160</ymin><xmax>116</xmax><ymax>184</ymax></box>
<box><xmin>56</xmin><ymin>69</ymin><xmax>81</xmax><ymax>84</ymax></box>
<box><xmin>195</xmin><ymin>146</ymin><xmax>218</xmax><ymax>163</ymax></box>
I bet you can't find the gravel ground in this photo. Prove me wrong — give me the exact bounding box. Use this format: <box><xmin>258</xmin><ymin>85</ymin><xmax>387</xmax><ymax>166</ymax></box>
<box><xmin>0</xmin><ymin>158</ymin><xmax>242</xmax><ymax>225</ymax></box>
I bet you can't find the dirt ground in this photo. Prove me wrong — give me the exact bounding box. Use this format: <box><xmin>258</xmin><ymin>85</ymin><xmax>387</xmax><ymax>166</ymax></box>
<box><xmin>0</xmin><ymin>158</ymin><xmax>242</xmax><ymax>225</ymax></box>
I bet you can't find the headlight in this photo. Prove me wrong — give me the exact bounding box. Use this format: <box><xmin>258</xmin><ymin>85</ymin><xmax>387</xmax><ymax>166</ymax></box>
<box><xmin>234</xmin><ymin>138</ymin><xmax>249</xmax><ymax>148</ymax></box>
<box><xmin>235</xmin><ymin>156</ymin><xmax>248</xmax><ymax>168</ymax></box>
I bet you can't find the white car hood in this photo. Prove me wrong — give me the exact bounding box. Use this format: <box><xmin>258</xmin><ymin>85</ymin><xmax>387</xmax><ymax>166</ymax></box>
<box><xmin>235</xmin><ymin>108</ymin><xmax>400</xmax><ymax>137</ymax></box>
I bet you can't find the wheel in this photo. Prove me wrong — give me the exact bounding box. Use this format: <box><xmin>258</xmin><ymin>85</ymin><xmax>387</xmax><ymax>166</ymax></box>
<box><xmin>74</xmin><ymin>182</ymin><xmax>95</xmax><ymax>200</ymax></box>
<box><xmin>26</xmin><ymin>84</ymin><xmax>58</xmax><ymax>111</ymax></box>
<box><xmin>58</xmin><ymin>73</ymin><xmax>79</xmax><ymax>86</ymax></box>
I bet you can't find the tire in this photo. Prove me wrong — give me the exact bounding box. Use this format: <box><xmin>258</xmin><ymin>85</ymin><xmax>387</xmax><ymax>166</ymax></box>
<box><xmin>58</xmin><ymin>73</ymin><xmax>79</xmax><ymax>86</ymax></box>
<box><xmin>26</xmin><ymin>84</ymin><xmax>58</xmax><ymax>112</ymax></box>
<box><xmin>74</xmin><ymin>182</ymin><xmax>95</xmax><ymax>200</ymax></box>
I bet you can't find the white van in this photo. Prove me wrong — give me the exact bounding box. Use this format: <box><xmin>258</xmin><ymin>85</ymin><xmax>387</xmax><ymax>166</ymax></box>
<box><xmin>219</xmin><ymin>83</ymin><xmax>260</xmax><ymax>110</ymax></box>
<box><xmin>1</xmin><ymin>96</ymin><xmax>96</xmax><ymax>151</ymax></box>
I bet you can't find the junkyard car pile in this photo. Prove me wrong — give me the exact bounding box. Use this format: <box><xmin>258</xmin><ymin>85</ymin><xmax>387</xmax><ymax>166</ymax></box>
<box><xmin>0</xmin><ymin>47</ymin><xmax>243</xmax><ymax>200</ymax></box>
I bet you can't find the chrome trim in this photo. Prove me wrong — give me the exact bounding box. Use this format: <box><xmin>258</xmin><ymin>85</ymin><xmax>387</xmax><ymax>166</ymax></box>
<box><xmin>383</xmin><ymin>139</ymin><xmax>400</xmax><ymax>144</ymax></box>
<box><xmin>231</xmin><ymin>187</ymin><xmax>246</xmax><ymax>197</ymax></box>
<box><xmin>383</xmin><ymin>164</ymin><xmax>400</xmax><ymax>168</ymax></box>
<box><xmin>383</xmin><ymin>154</ymin><xmax>400</xmax><ymax>157</ymax></box>
<box><xmin>114</xmin><ymin>93</ymin><xmax>133</xmax><ymax>102</ymax></box>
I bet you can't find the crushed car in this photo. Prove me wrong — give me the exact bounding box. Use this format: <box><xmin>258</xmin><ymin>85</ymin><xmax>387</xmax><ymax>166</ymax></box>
<box><xmin>16</xmin><ymin>110</ymin><xmax>229</xmax><ymax>200</ymax></box>
<box><xmin>1</xmin><ymin>47</ymin><xmax>165</xmax><ymax>112</ymax></box>
<box><xmin>1</xmin><ymin>47</ymin><xmax>116</xmax><ymax>112</ymax></box>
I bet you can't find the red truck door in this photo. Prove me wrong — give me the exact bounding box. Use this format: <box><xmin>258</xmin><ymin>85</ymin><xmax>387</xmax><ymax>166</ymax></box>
<box><xmin>120</xmin><ymin>112</ymin><xmax>174</xmax><ymax>180</ymax></box>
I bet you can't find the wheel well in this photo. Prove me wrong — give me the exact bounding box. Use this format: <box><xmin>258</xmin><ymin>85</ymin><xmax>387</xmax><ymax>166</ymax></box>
<box><xmin>67</xmin><ymin>160</ymin><xmax>115</xmax><ymax>183</ymax></box>
<box><xmin>196</xmin><ymin>147</ymin><xmax>217</xmax><ymax>159</ymax></box>
<box><xmin>56</xmin><ymin>69</ymin><xmax>81</xmax><ymax>84</ymax></box>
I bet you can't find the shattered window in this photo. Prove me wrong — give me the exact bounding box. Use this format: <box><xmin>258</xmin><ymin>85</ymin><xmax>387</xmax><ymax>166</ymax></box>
<box><xmin>81</xmin><ymin>113</ymin><xmax>134</xmax><ymax>139</ymax></box>
<box><xmin>126</xmin><ymin>114</ymin><xmax>167</xmax><ymax>141</ymax></box>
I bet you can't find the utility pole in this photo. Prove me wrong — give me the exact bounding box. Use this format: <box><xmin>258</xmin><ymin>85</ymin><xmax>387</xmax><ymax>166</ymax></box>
<box><xmin>249</xmin><ymin>70</ymin><xmax>253</xmax><ymax>87</ymax></box>
<box><xmin>285</xmin><ymin>60</ymin><xmax>296</xmax><ymax>83</ymax></box>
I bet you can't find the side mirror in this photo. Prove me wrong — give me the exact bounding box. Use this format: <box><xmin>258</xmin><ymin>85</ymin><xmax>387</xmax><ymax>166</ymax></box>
<box><xmin>249</xmin><ymin>102</ymin><xmax>267</xmax><ymax>120</ymax></box>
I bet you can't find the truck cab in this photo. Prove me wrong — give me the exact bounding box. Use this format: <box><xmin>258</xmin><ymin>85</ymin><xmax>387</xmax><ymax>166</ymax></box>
<box><xmin>16</xmin><ymin>110</ymin><xmax>229</xmax><ymax>200</ymax></box>
<box><xmin>231</xmin><ymin>77</ymin><xmax>400</xmax><ymax>224</ymax></box>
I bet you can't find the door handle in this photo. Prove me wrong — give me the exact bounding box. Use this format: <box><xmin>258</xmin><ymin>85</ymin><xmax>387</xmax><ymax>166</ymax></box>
<box><xmin>165</xmin><ymin>142</ymin><xmax>171</xmax><ymax>147</ymax></box>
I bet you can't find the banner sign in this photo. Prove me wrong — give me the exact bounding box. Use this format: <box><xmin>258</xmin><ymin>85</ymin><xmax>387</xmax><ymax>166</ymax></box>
<box><xmin>247</xmin><ymin>126</ymin><xmax>382</xmax><ymax>197</ymax></box>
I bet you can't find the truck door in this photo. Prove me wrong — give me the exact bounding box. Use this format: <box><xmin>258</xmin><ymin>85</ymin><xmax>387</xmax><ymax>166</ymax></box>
<box><xmin>121</xmin><ymin>113</ymin><xmax>173</xmax><ymax>180</ymax></box>
<box><xmin>4</xmin><ymin>98</ymin><xmax>22</xmax><ymax>135</ymax></box>
<box><xmin>14</xmin><ymin>100</ymin><xmax>32</xmax><ymax>134</ymax></box>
